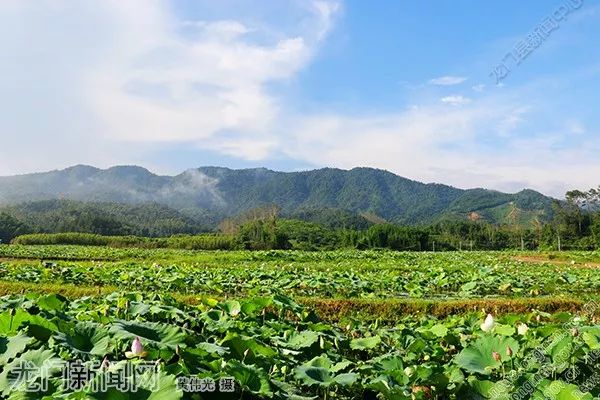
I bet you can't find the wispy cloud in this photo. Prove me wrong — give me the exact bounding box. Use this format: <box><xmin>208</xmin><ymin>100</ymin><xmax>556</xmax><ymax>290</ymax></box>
<box><xmin>441</xmin><ymin>95</ymin><xmax>472</xmax><ymax>106</ymax></box>
<box><xmin>566</xmin><ymin>120</ymin><xmax>586</xmax><ymax>135</ymax></box>
<box><xmin>428</xmin><ymin>76</ymin><xmax>468</xmax><ymax>86</ymax></box>
<box><xmin>495</xmin><ymin>106</ymin><xmax>531</xmax><ymax>137</ymax></box>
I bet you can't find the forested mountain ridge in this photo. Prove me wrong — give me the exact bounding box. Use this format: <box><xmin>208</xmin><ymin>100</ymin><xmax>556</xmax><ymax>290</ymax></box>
<box><xmin>0</xmin><ymin>165</ymin><xmax>554</xmax><ymax>226</ymax></box>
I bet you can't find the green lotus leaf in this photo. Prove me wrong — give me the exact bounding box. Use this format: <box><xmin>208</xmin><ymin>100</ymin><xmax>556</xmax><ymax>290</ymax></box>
<box><xmin>494</xmin><ymin>324</ymin><xmax>515</xmax><ymax>336</ymax></box>
<box><xmin>110</xmin><ymin>321</ymin><xmax>185</xmax><ymax>348</ymax></box>
<box><xmin>128</xmin><ymin>302</ymin><xmax>151</xmax><ymax>317</ymax></box>
<box><xmin>0</xmin><ymin>309</ymin><xmax>58</xmax><ymax>341</ymax></box>
<box><xmin>221</xmin><ymin>300</ymin><xmax>241</xmax><ymax>317</ymax></box>
<box><xmin>272</xmin><ymin>379</ymin><xmax>318</xmax><ymax>400</ymax></box>
<box><xmin>460</xmin><ymin>282</ymin><xmax>477</xmax><ymax>293</ymax></box>
<box><xmin>54</xmin><ymin>322</ymin><xmax>113</xmax><ymax>357</ymax></box>
<box><xmin>331</xmin><ymin>360</ymin><xmax>353</xmax><ymax>373</ymax></box>
<box><xmin>0</xmin><ymin>348</ymin><xmax>62</xmax><ymax>396</ymax></box>
<box><xmin>35</xmin><ymin>294</ymin><xmax>67</xmax><ymax>313</ymax></box>
<box><xmin>294</xmin><ymin>355</ymin><xmax>356</xmax><ymax>388</ymax></box>
<box><xmin>194</xmin><ymin>342</ymin><xmax>228</xmax><ymax>356</ymax></box>
<box><xmin>532</xmin><ymin>380</ymin><xmax>592</xmax><ymax>400</ymax></box>
<box><xmin>227</xmin><ymin>360</ymin><xmax>272</xmax><ymax>396</ymax></box>
<box><xmin>377</xmin><ymin>355</ymin><xmax>403</xmax><ymax>372</ymax></box>
<box><xmin>333</xmin><ymin>373</ymin><xmax>358</xmax><ymax>386</ymax></box>
<box><xmin>286</xmin><ymin>331</ymin><xmax>319</xmax><ymax>350</ymax></box>
<box><xmin>546</xmin><ymin>335</ymin><xmax>573</xmax><ymax>369</ymax></box>
<box><xmin>468</xmin><ymin>378</ymin><xmax>511</xmax><ymax>399</ymax></box>
<box><xmin>455</xmin><ymin>335</ymin><xmax>519</xmax><ymax>375</ymax></box>
<box><xmin>87</xmin><ymin>369</ymin><xmax>182</xmax><ymax>400</ymax></box>
<box><xmin>221</xmin><ymin>332</ymin><xmax>277</xmax><ymax>360</ymax></box>
<box><xmin>0</xmin><ymin>333</ymin><xmax>33</xmax><ymax>366</ymax></box>
<box><xmin>581</xmin><ymin>327</ymin><xmax>600</xmax><ymax>350</ymax></box>
<box><xmin>429</xmin><ymin>324</ymin><xmax>449</xmax><ymax>338</ymax></box>
<box><xmin>241</xmin><ymin>297</ymin><xmax>273</xmax><ymax>316</ymax></box>
<box><xmin>295</xmin><ymin>364</ymin><xmax>332</xmax><ymax>387</ymax></box>
<box><xmin>294</xmin><ymin>355</ymin><xmax>333</xmax><ymax>386</ymax></box>
<box><xmin>350</xmin><ymin>335</ymin><xmax>381</xmax><ymax>350</ymax></box>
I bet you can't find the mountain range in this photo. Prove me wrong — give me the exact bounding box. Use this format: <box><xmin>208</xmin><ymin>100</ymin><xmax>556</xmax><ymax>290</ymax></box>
<box><xmin>0</xmin><ymin>165</ymin><xmax>555</xmax><ymax>226</ymax></box>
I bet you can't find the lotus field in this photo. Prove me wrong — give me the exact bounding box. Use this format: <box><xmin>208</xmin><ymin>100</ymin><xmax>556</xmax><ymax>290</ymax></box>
<box><xmin>0</xmin><ymin>246</ymin><xmax>599</xmax><ymax>399</ymax></box>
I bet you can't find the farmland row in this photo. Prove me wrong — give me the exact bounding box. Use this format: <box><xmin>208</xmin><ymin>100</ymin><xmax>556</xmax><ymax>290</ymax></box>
<box><xmin>0</xmin><ymin>250</ymin><xmax>598</xmax><ymax>300</ymax></box>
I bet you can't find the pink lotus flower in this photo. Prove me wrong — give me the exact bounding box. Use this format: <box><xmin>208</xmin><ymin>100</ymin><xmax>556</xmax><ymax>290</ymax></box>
<box><xmin>100</xmin><ymin>356</ymin><xmax>110</xmax><ymax>369</ymax></box>
<box><xmin>492</xmin><ymin>351</ymin><xmax>501</xmax><ymax>362</ymax></box>
<box><xmin>125</xmin><ymin>336</ymin><xmax>148</xmax><ymax>358</ymax></box>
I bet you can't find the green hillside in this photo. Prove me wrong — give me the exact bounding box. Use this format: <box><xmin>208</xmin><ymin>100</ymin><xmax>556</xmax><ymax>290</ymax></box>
<box><xmin>0</xmin><ymin>165</ymin><xmax>555</xmax><ymax>226</ymax></box>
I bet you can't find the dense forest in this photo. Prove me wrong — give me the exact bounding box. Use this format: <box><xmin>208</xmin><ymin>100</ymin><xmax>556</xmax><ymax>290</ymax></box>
<box><xmin>0</xmin><ymin>165</ymin><xmax>555</xmax><ymax>225</ymax></box>
<box><xmin>1</xmin><ymin>186</ymin><xmax>599</xmax><ymax>251</ymax></box>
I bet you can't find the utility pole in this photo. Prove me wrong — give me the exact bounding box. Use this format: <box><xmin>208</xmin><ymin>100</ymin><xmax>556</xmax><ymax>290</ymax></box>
<box><xmin>521</xmin><ymin>236</ymin><xmax>525</xmax><ymax>251</ymax></box>
<box><xmin>432</xmin><ymin>241</ymin><xmax>435</xmax><ymax>252</ymax></box>
<box><xmin>558</xmin><ymin>234</ymin><xmax>562</xmax><ymax>252</ymax></box>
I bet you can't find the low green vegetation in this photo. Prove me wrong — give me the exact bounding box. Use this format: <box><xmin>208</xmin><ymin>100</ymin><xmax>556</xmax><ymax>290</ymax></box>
<box><xmin>0</xmin><ymin>245</ymin><xmax>598</xmax><ymax>398</ymax></box>
<box><xmin>3</xmin><ymin>184</ymin><xmax>600</xmax><ymax>252</ymax></box>
<box><xmin>11</xmin><ymin>233</ymin><xmax>237</xmax><ymax>250</ymax></box>
<box><xmin>0</xmin><ymin>291</ymin><xmax>599</xmax><ymax>399</ymax></box>
<box><xmin>1</xmin><ymin>248</ymin><xmax>600</xmax><ymax>300</ymax></box>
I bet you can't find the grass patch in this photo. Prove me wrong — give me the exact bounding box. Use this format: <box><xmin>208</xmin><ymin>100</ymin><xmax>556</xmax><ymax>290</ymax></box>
<box><xmin>300</xmin><ymin>296</ymin><xmax>587</xmax><ymax>321</ymax></box>
<box><xmin>0</xmin><ymin>280</ymin><xmax>590</xmax><ymax>321</ymax></box>
<box><xmin>0</xmin><ymin>280</ymin><xmax>118</xmax><ymax>298</ymax></box>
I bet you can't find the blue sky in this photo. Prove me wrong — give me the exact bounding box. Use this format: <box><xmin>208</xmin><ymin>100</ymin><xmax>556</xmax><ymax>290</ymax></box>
<box><xmin>0</xmin><ymin>0</ymin><xmax>598</xmax><ymax>196</ymax></box>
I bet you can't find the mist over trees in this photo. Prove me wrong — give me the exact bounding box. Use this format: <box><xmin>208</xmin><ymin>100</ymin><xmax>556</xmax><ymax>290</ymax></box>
<box><xmin>1</xmin><ymin>186</ymin><xmax>599</xmax><ymax>251</ymax></box>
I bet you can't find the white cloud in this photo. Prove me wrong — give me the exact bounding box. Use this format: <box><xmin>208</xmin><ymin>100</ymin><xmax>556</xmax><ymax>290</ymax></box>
<box><xmin>0</xmin><ymin>0</ymin><xmax>340</xmax><ymax>173</ymax></box>
<box><xmin>0</xmin><ymin>1</ymin><xmax>597</xmax><ymax>198</ymax></box>
<box><xmin>495</xmin><ymin>106</ymin><xmax>531</xmax><ymax>137</ymax></box>
<box><xmin>310</xmin><ymin>0</ymin><xmax>342</xmax><ymax>39</ymax></box>
<box><xmin>428</xmin><ymin>76</ymin><xmax>468</xmax><ymax>86</ymax></box>
<box><xmin>441</xmin><ymin>95</ymin><xmax>472</xmax><ymax>106</ymax></box>
<box><xmin>84</xmin><ymin>3</ymin><xmax>328</xmax><ymax>145</ymax></box>
<box><xmin>566</xmin><ymin>120</ymin><xmax>586</xmax><ymax>135</ymax></box>
<box><xmin>276</xmin><ymin>86</ymin><xmax>599</xmax><ymax>197</ymax></box>
<box><xmin>281</xmin><ymin>101</ymin><xmax>502</xmax><ymax>187</ymax></box>
<box><xmin>295</xmin><ymin>131</ymin><xmax>589</xmax><ymax>197</ymax></box>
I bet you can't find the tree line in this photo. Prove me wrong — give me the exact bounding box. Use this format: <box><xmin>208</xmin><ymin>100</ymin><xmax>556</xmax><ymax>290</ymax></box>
<box><xmin>2</xmin><ymin>187</ymin><xmax>600</xmax><ymax>251</ymax></box>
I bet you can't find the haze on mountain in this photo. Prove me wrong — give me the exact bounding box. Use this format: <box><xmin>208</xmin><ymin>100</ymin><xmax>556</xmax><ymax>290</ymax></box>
<box><xmin>0</xmin><ymin>165</ymin><xmax>554</xmax><ymax>227</ymax></box>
